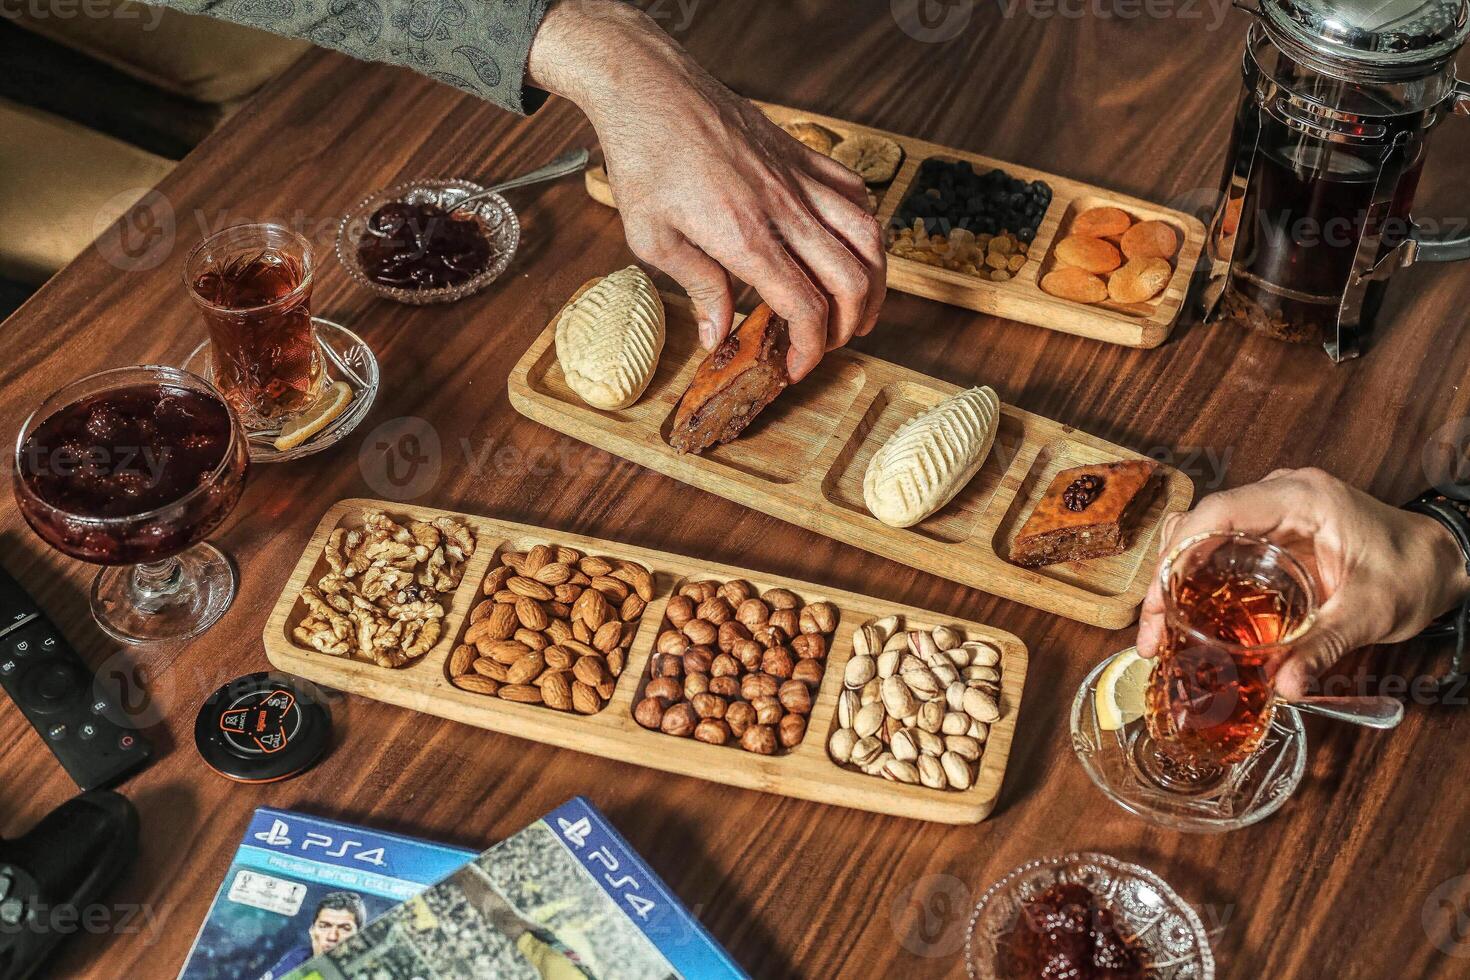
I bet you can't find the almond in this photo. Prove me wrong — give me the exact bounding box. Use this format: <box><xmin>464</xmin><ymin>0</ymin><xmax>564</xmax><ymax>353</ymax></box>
<box><xmin>453</xmin><ymin>674</ymin><xmax>500</xmax><ymax>695</ymax></box>
<box><xmin>448</xmin><ymin>644</ymin><xmax>476</xmax><ymax>678</ymax></box>
<box><xmin>472</xmin><ymin>658</ymin><xmax>509</xmax><ymax>682</ymax></box>
<box><xmin>507</xmin><ymin>652</ymin><xmax>546</xmax><ymax>685</ymax></box>
<box><xmin>492</xmin><ymin>589</ymin><xmax>519</xmax><ymax>604</ymax></box>
<box><xmin>554</xmin><ymin>584</ymin><xmax>582</xmax><ymax>604</ymax></box>
<box><xmin>515</xmin><ymin>597</ymin><xmax>549</xmax><ymax>631</ymax></box>
<box><xmin>547</xmin><ymin>620</ymin><xmax>574</xmax><ymax>645</ymax></box>
<box><xmin>571</xmin><ymin>681</ymin><xmax>602</xmax><ymax>714</ymax></box>
<box><xmin>498</xmin><ymin>683</ymin><xmax>543</xmax><ymax>704</ymax></box>
<box><xmin>544</xmin><ymin>600</ymin><xmax>572</xmax><ymax>619</ymax></box>
<box><xmin>563</xmin><ymin>638</ymin><xmax>601</xmax><ymax>660</ymax></box>
<box><xmin>592</xmin><ymin>620</ymin><xmax>623</xmax><ymax>653</ymax></box>
<box><xmin>469</xmin><ymin>600</ymin><xmax>494</xmax><ymax>624</ymax></box>
<box><xmin>573</xmin><ymin>588</ymin><xmax>612</xmax><ymax>629</ymax></box>
<box><xmin>621</xmin><ymin>593</ymin><xmax>647</xmax><ymax>622</ymax></box>
<box><xmin>607</xmin><ymin>647</ymin><xmax>626</xmax><ymax>677</ymax></box>
<box><xmin>596</xmin><ymin>679</ymin><xmax>616</xmax><ymax>701</ymax></box>
<box><xmin>482</xmin><ymin>565</ymin><xmax>512</xmax><ymax>595</ymax></box>
<box><xmin>508</xmin><ymin>577</ymin><xmax>553</xmax><ymax>601</ymax></box>
<box><xmin>574</xmin><ymin>655</ymin><xmax>610</xmax><ymax>688</ymax></box>
<box><xmin>580</xmin><ymin>556</ymin><xmax>614</xmax><ymax>576</ymax></box>
<box><xmin>524</xmin><ymin>544</ymin><xmax>553</xmax><ymax>574</ymax></box>
<box><xmin>591</xmin><ymin>575</ymin><xmax>630</xmax><ymax>603</ymax></box>
<box><xmin>484</xmin><ymin>639</ymin><xmax>531</xmax><ymax>665</ymax></box>
<box><xmin>533</xmin><ymin>562</ymin><xmax>573</xmax><ymax>586</ymax></box>
<box><xmin>500</xmin><ymin>552</ymin><xmax>526</xmax><ymax>573</ymax></box>
<box><xmin>555</xmin><ymin>546</ymin><xmax>583</xmax><ymax>565</ymax></box>
<box><xmin>542</xmin><ymin>671</ymin><xmax>573</xmax><ymax>711</ymax></box>
<box><xmin>544</xmin><ymin>645</ymin><xmax>575</xmax><ymax>671</ymax></box>
<box><xmin>514</xmin><ymin>628</ymin><xmax>549</xmax><ymax>651</ymax></box>
<box><xmin>573</xmin><ymin>621</ymin><xmax>593</xmax><ymax>644</ymax></box>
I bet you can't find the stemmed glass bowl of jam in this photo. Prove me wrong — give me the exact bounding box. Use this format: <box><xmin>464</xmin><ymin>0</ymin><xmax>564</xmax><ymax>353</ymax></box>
<box><xmin>14</xmin><ymin>365</ymin><xmax>250</xmax><ymax>644</ymax></box>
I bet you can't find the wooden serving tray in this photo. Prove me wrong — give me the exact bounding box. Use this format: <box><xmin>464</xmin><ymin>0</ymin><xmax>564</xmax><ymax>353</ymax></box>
<box><xmin>584</xmin><ymin>101</ymin><xmax>1207</xmax><ymax>349</ymax></box>
<box><xmin>509</xmin><ymin>288</ymin><xmax>1194</xmax><ymax>629</ymax></box>
<box><xmin>264</xmin><ymin>499</ymin><xmax>1029</xmax><ymax>824</ymax></box>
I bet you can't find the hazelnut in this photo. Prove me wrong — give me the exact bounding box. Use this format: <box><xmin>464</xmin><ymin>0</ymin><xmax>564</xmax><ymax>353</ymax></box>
<box><xmin>778</xmin><ymin>679</ymin><xmax>813</xmax><ymax>715</ymax></box>
<box><xmin>683</xmin><ymin>618</ymin><xmax>718</xmax><ymax>646</ymax></box>
<box><xmin>684</xmin><ymin>672</ymin><xmax>710</xmax><ymax>699</ymax></box>
<box><xmin>791</xmin><ymin>633</ymin><xmax>827</xmax><ymax>660</ymax></box>
<box><xmin>763</xmin><ymin>588</ymin><xmax>800</xmax><ymax>610</ymax></box>
<box><xmin>650</xmin><ymin>653</ymin><xmax>683</xmax><ymax>679</ymax></box>
<box><xmin>733</xmin><ymin>639</ymin><xmax>765</xmax><ymax>672</ymax></box>
<box><xmin>753</xmin><ymin>624</ymin><xmax>788</xmax><ymax>648</ymax></box>
<box><xmin>741</xmin><ymin>672</ymin><xmax>780</xmax><ymax>701</ymax></box>
<box><xmin>736</xmin><ymin>598</ymin><xmax>770</xmax><ymax>628</ymax></box>
<box><xmin>645</xmin><ymin>676</ymin><xmax>682</xmax><ymax>702</ymax></box>
<box><xmin>682</xmin><ymin>645</ymin><xmax>715</xmax><ymax>675</ymax></box>
<box><xmin>691</xmin><ymin>692</ymin><xmax>727</xmax><ymax>719</ymax></box>
<box><xmin>769</xmin><ymin>608</ymin><xmax>800</xmax><ymax>638</ymax></box>
<box><xmin>726</xmin><ymin>701</ymin><xmax>757</xmax><ymax>737</ymax></box>
<box><xmin>660</xmin><ymin>702</ymin><xmax>698</xmax><ymax>737</ymax></box>
<box><xmin>694</xmin><ymin>718</ymin><xmax>732</xmax><ymax>745</ymax></box>
<box><xmin>806</xmin><ymin>601</ymin><xmax>838</xmax><ymax>633</ymax></box>
<box><xmin>679</xmin><ymin>580</ymin><xmax>719</xmax><ymax>602</ymax></box>
<box><xmin>708</xmin><ymin>675</ymin><xmax>741</xmax><ymax>699</ymax></box>
<box><xmin>710</xmin><ymin>653</ymin><xmax>741</xmax><ymax>678</ymax></box>
<box><xmin>717</xmin><ymin>620</ymin><xmax>751</xmax><ymax>653</ymax></box>
<box><xmin>752</xmin><ymin>695</ymin><xmax>783</xmax><ymax>726</ymax></box>
<box><xmin>656</xmin><ymin>630</ymin><xmax>690</xmax><ymax>656</ymax></box>
<box><xmin>741</xmin><ymin>724</ymin><xmax>778</xmax><ymax>755</ymax></box>
<box><xmin>634</xmin><ymin>696</ymin><xmax>668</xmax><ymax>730</ymax></box>
<box><xmin>779</xmin><ymin>713</ymin><xmax>807</xmax><ymax>748</ymax></box>
<box><xmin>791</xmin><ymin>658</ymin><xmax>826</xmax><ymax>686</ymax></box>
<box><xmin>696</xmin><ymin>596</ymin><xmax>733</xmax><ymax>625</ymax></box>
<box><xmin>665</xmin><ymin>595</ymin><xmax>696</xmax><ymax>628</ymax></box>
<box><xmin>761</xmin><ymin>645</ymin><xmax>796</xmax><ymax>680</ymax></box>
<box><xmin>719</xmin><ymin>580</ymin><xmax>754</xmax><ymax>606</ymax></box>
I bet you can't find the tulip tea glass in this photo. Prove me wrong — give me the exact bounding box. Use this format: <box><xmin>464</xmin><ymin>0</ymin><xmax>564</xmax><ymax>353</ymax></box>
<box><xmin>14</xmin><ymin>366</ymin><xmax>250</xmax><ymax>644</ymax></box>
<box><xmin>1070</xmin><ymin>532</ymin><xmax>1316</xmax><ymax>831</ymax></box>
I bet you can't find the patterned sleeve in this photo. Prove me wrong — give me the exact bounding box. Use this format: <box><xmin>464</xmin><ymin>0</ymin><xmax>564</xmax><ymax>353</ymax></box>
<box><xmin>148</xmin><ymin>0</ymin><xmax>553</xmax><ymax>115</ymax></box>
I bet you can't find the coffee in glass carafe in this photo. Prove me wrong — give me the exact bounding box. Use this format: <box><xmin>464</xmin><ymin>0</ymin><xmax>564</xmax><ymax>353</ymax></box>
<box><xmin>1207</xmin><ymin>0</ymin><xmax>1470</xmax><ymax>360</ymax></box>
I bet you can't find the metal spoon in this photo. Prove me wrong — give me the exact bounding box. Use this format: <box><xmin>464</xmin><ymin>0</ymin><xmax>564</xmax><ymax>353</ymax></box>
<box><xmin>1281</xmin><ymin>695</ymin><xmax>1404</xmax><ymax>729</ymax></box>
<box><xmin>446</xmin><ymin>148</ymin><xmax>590</xmax><ymax>214</ymax></box>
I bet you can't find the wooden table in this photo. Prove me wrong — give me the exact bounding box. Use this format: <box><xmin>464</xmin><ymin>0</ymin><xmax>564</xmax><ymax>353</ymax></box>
<box><xmin>4</xmin><ymin>4</ymin><xmax>1470</xmax><ymax>977</ymax></box>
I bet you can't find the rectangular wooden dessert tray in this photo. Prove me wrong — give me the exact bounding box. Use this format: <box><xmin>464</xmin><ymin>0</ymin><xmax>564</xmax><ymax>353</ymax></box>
<box><xmin>584</xmin><ymin>101</ymin><xmax>1207</xmax><ymax>349</ymax></box>
<box><xmin>509</xmin><ymin>289</ymin><xmax>1194</xmax><ymax>629</ymax></box>
<box><xmin>264</xmin><ymin>499</ymin><xmax>1029</xmax><ymax>824</ymax></box>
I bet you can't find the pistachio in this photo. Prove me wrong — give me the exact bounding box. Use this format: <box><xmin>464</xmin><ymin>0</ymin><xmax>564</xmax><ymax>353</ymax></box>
<box><xmin>862</xmin><ymin>751</ymin><xmax>893</xmax><ymax>776</ymax></box>
<box><xmin>931</xmin><ymin>625</ymin><xmax>964</xmax><ymax>651</ymax></box>
<box><xmin>844</xmin><ymin>654</ymin><xmax>876</xmax><ymax>689</ymax></box>
<box><xmin>932</xmin><ymin>663</ymin><xmax>959</xmax><ymax>687</ymax></box>
<box><xmin>890</xmin><ymin>728</ymin><xmax>919</xmax><ymax>762</ymax></box>
<box><xmin>947</xmin><ymin>645</ymin><xmax>972</xmax><ymax>668</ymax></box>
<box><xmin>881</xmin><ymin>675</ymin><xmax>918</xmax><ymax>719</ymax></box>
<box><xmin>945</xmin><ymin>734</ymin><xmax>982</xmax><ymax>761</ymax></box>
<box><xmin>946</xmin><ymin>681</ymin><xmax>968</xmax><ymax>712</ymax></box>
<box><xmin>918</xmin><ymin>755</ymin><xmax>947</xmax><ymax>789</ymax></box>
<box><xmin>941</xmin><ymin>750</ymin><xmax>973</xmax><ymax>790</ymax></box>
<box><xmin>883</xmin><ymin>758</ymin><xmax>921</xmax><ymax>784</ymax></box>
<box><xmin>854</xmin><ymin>701</ymin><xmax>885</xmax><ymax>739</ymax></box>
<box><xmin>967</xmin><ymin>718</ymin><xmax>986</xmax><ymax>739</ymax></box>
<box><xmin>861</xmin><ymin>677</ymin><xmax>883</xmax><ymax>705</ymax></box>
<box><xmin>961</xmin><ymin>641</ymin><xmax>1001</xmax><ymax>667</ymax></box>
<box><xmin>882</xmin><ymin>631</ymin><xmax>910</xmax><ymax>655</ymax></box>
<box><xmin>829</xmin><ymin>727</ymin><xmax>858</xmax><ymax>764</ymax></box>
<box><xmin>870</xmin><ymin>615</ymin><xmax>901</xmax><ymax>644</ymax></box>
<box><xmin>877</xmin><ymin>648</ymin><xmax>902</xmax><ymax>679</ymax></box>
<box><xmin>942</xmin><ymin>711</ymin><xmax>971</xmax><ymax>735</ymax></box>
<box><xmin>917</xmin><ymin>700</ymin><xmax>944</xmax><ymax>734</ymax></box>
<box><xmin>837</xmin><ymin>689</ymin><xmax>860</xmax><ymax>729</ymax></box>
<box><xmin>851</xmin><ymin>735</ymin><xmax>883</xmax><ymax>767</ymax></box>
<box><xmin>901</xmin><ymin>666</ymin><xmax>942</xmax><ymax>700</ymax></box>
<box><xmin>965</xmin><ymin>664</ymin><xmax>1001</xmax><ymax>684</ymax></box>
<box><xmin>908</xmin><ymin>630</ymin><xmax>939</xmax><ymax>659</ymax></box>
<box><xmin>963</xmin><ymin>687</ymin><xmax>1001</xmax><ymax>723</ymax></box>
<box><xmin>916</xmin><ymin>729</ymin><xmax>945</xmax><ymax>758</ymax></box>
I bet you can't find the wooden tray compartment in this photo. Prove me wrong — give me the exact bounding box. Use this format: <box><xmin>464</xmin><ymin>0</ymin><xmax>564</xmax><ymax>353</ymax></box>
<box><xmin>584</xmin><ymin>101</ymin><xmax>1206</xmax><ymax>349</ymax></box>
<box><xmin>265</xmin><ymin>499</ymin><xmax>1029</xmax><ymax>824</ymax></box>
<box><xmin>509</xmin><ymin>290</ymin><xmax>1195</xmax><ymax>629</ymax></box>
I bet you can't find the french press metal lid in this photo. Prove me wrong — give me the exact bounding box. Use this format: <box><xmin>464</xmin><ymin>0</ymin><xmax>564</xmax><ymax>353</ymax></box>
<box><xmin>1207</xmin><ymin>0</ymin><xmax>1470</xmax><ymax>359</ymax></box>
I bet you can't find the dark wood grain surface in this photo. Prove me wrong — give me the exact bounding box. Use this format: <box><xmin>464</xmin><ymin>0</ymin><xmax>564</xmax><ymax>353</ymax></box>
<box><xmin>4</xmin><ymin>4</ymin><xmax>1470</xmax><ymax>977</ymax></box>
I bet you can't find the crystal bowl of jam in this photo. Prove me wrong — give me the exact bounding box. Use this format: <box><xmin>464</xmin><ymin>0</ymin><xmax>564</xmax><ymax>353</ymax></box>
<box><xmin>966</xmin><ymin>853</ymin><xmax>1213</xmax><ymax>980</ymax></box>
<box><xmin>336</xmin><ymin>179</ymin><xmax>519</xmax><ymax>305</ymax></box>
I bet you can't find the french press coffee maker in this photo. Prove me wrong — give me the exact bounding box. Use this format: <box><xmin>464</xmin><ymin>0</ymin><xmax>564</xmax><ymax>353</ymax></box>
<box><xmin>1207</xmin><ymin>0</ymin><xmax>1470</xmax><ymax>360</ymax></box>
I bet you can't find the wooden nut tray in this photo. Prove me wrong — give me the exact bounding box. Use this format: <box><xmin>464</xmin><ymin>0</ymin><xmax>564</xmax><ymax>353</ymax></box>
<box><xmin>509</xmin><ymin>289</ymin><xmax>1195</xmax><ymax>629</ymax></box>
<box><xmin>264</xmin><ymin>499</ymin><xmax>1029</xmax><ymax>824</ymax></box>
<box><xmin>584</xmin><ymin>101</ymin><xmax>1207</xmax><ymax>349</ymax></box>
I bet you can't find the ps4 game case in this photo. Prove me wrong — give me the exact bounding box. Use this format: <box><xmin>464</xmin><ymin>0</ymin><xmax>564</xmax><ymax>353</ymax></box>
<box><xmin>179</xmin><ymin>798</ymin><xmax>746</xmax><ymax>980</ymax></box>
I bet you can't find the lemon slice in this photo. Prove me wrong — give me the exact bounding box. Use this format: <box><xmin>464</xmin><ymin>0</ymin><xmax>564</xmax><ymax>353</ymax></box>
<box><xmin>1096</xmin><ymin>647</ymin><xmax>1153</xmax><ymax>732</ymax></box>
<box><xmin>274</xmin><ymin>381</ymin><xmax>352</xmax><ymax>452</ymax></box>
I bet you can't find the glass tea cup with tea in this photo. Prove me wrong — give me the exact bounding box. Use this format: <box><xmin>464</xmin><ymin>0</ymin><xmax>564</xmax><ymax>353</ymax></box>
<box><xmin>185</xmin><ymin>223</ymin><xmax>323</xmax><ymax>430</ymax></box>
<box><xmin>13</xmin><ymin>365</ymin><xmax>250</xmax><ymax>644</ymax></box>
<box><xmin>1139</xmin><ymin>531</ymin><xmax>1317</xmax><ymax>790</ymax></box>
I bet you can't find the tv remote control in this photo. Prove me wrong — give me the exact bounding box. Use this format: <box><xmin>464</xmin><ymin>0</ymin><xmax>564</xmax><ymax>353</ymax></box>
<box><xmin>0</xmin><ymin>565</ymin><xmax>152</xmax><ymax>790</ymax></box>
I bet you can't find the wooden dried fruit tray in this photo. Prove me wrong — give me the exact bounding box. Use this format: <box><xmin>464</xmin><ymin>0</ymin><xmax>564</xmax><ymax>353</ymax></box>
<box><xmin>509</xmin><ymin>290</ymin><xmax>1195</xmax><ymax>629</ymax></box>
<box><xmin>584</xmin><ymin>101</ymin><xmax>1207</xmax><ymax>349</ymax></box>
<box><xmin>264</xmin><ymin>499</ymin><xmax>1029</xmax><ymax>824</ymax></box>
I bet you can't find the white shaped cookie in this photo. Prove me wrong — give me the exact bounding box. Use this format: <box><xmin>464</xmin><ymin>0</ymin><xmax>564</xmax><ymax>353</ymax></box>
<box><xmin>556</xmin><ymin>266</ymin><xmax>665</xmax><ymax>410</ymax></box>
<box><xmin>863</xmin><ymin>386</ymin><xmax>1000</xmax><ymax>528</ymax></box>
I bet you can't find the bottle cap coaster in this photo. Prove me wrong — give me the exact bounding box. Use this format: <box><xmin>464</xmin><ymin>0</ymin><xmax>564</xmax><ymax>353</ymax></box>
<box><xmin>195</xmin><ymin>672</ymin><xmax>330</xmax><ymax>783</ymax></box>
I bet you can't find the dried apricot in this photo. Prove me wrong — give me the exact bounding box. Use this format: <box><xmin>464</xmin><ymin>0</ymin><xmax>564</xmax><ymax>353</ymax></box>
<box><xmin>1107</xmin><ymin>257</ymin><xmax>1172</xmax><ymax>304</ymax></box>
<box><xmin>1120</xmin><ymin>220</ymin><xmax>1179</xmax><ymax>260</ymax></box>
<box><xmin>1071</xmin><ymin>206</ymin><xmax>1132</xmax><ymax>238</ymax></box>
<box><xmin>1054</xmin><ymin>235</ymin><xmax>1123</xmax><ymax>274</ymax></box>
<box><xmin>1040</xmin><ymin>267</ymin><xmax>1108</xmax><ymax>304</ymax></box>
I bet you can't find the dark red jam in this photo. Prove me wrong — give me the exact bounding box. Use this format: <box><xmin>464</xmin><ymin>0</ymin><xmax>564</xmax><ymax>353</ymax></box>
<box><xmin>995</xmin><ymin>883</ymin><xmax>1151</xmax><ymax>979</ymax></box>
<box><xmin>356</xmin><ymin>201</ymin><xmax>493</xmax><ymax>290</ymax></box>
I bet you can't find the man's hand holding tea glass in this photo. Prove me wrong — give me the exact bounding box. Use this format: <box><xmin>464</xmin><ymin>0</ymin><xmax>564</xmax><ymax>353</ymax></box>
<box><xmin>1137</xmin><ymin>467</ymin><xmax>1470</xmax><ymax>699</ymax></box>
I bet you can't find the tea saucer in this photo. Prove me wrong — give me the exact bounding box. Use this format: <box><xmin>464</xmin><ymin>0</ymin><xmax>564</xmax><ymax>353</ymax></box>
<box><xmin>1070</xmin><ymin>648</ymin><xmax>1307</xmax><ymax>833</ymax></box>
<box><xmin>182</xmin><ymin>317</ymin><xmax>379</xmax><ymax>463</ymax></box>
